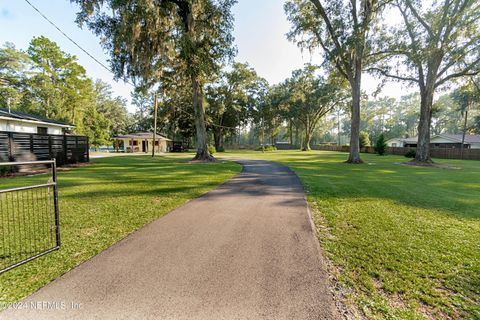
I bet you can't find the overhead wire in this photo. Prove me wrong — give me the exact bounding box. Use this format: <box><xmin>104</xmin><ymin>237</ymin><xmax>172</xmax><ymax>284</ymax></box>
<box><xmin>23</xmin><ymin>0</ymin><xmax>239</xmax><ymax>130</ymax></box>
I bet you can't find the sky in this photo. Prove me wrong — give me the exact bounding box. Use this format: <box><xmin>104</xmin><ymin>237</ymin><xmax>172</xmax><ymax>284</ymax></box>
<box><xmin>0</xmin><ymin>0</ymin><xmax>412</xmax><ymax>113</ymax></box>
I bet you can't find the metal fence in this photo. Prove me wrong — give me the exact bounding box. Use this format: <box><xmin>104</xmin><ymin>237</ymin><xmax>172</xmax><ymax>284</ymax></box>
<box><xmin>0</xmin><ymin>131</ymin><xmax>89</xmax><ymax>166</ymax></box>
<box><xmin>0</xmin><ymin>160</ymin><xmax>60</xmax><ymax>274</ymax></box>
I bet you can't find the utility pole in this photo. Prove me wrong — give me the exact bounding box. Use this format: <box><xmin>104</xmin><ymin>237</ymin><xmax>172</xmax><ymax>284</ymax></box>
<box><xmin>261</xmin><ymin>115</ymin><xmax>265</xmax><ymax>153</ymax></box>
<box><xmin>152</xmin><ymin>92</ymin><xmax>158</xmax><ymax>157</ymax></box>
<box><xmin>337</xmin><ymin>108</ymin><xmax>341</xmax><ymax>145</ymax></box>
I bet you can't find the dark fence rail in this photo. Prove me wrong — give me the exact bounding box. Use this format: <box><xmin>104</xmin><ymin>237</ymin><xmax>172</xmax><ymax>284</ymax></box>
<box><xmin>312</xmin><ymin>145</ymin><xmax>480</xmax><ymax>161</ymax></box>
<box><xmin>0</xmin><ymin>160</ymin><xmax>60</xmax><ymax>274</ymax></box>
<box><xmin>0</xmin><ymin>131</ymin><xmax>89</xmax><ymax>166</ymax></box>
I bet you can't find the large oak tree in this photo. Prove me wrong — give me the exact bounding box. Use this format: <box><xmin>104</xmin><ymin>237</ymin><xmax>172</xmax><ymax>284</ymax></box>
<box><xmin>71</xmin><ymin>0</ymin><xmax>236</xmax><ymax>161</ymax></box>
<box><xmin>285</xmin><ymin>0</ymin><xmax>389</xmax><ymax>163</ymax></box>
<box><xmin>372</xmin><ymin>0</ymin><xmax>480</xmax><ymax>164</ymax></box>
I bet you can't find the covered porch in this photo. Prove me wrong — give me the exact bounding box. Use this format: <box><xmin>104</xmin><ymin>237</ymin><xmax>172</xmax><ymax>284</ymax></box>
<box><xmin>114</xmin><ymin>132</ymin><xmax>172</xmax><ymax>153</ymax></box>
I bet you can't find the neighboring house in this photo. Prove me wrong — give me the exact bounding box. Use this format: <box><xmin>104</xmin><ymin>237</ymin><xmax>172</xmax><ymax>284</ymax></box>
<box><xmin>0</xmin><ymin>108</ymin><xmax>73</xmax><ymax>134</ymax></box>
<box><xmin>0</xmin><ymin>108</ymin><xmax>89</xmax><ymax>165</ymax></box>
<box><xmin>387</xmin><ymin>134</ymin><xmax>480</xmax><ymax>149</ymax></box>
<box><xmin>114</xmin><ymin>132</ymin><xmax>172</xmax><ymax>153</ymax></box>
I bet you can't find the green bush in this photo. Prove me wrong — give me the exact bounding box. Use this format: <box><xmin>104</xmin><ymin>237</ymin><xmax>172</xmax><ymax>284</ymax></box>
<box><xmin>359</xmin><ymin>131</ymin><xmax>371</xmax><ymax>148</ymax></box>
<box><xmin>404</xmin><ymin>149</ymin><xmax>416</xmax><ymax>158</ymax></box>
<box><xmin>217</xmin><ymin>146</ymin><xmax>225</xmax><ymax>152</ymax></box>
<box><xmin>0</xmin><ymin>156</ymin><xmax>14</xmax><ymax>177</ymax></box>
<box><xmin>256</xmin><ymin>145</ymin><xmax>277</xmax><ymax>152</ymax></box>
<box><xmin>375</xmin><ymin>134</ymin><xmax>387</xmax><ymax>156</ymax></box>
<box><xmin>208</xmin><ymin>145</ymin><xmax>216</xmax><ymax>155</ymax></box>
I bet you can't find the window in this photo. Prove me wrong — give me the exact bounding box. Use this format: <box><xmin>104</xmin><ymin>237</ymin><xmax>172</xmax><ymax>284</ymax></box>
<box><xmin>37</xmin><ymin>127</ymin><xmax>48</xmax><ymax>134</ymax></box>
<box><xmin>392</xmin><ymin>143</ymin><xmax>397</xmax><ymax>147</ymax></box>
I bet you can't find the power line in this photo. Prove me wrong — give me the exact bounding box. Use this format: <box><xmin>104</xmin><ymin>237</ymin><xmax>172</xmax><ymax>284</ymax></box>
<box><xmin>23</xmin><ymin>0</ymin><xmax>238</xmax><ymax>131</ymax></box>
<box><xmin>23</xmin><ymin>0</ymin><xmax>135</xmax><ymax>87</ymax></box>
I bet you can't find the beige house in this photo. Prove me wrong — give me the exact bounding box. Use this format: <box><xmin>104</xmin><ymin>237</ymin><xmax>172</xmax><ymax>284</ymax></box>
<box><xmin>114</xmin><ymin>132</ymin><xmax>172</xmax><ymax>153</ymax></box>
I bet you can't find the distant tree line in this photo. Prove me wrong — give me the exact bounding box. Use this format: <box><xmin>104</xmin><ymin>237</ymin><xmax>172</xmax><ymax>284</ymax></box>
<box><xmin>0</xmin><ymin>36</ymin><xmax>130</xmax><ymax>147</ymax></box>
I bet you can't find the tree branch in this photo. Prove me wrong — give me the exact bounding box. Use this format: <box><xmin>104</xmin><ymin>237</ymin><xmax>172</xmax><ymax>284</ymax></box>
<box><xmin>404</xmin><ymin>0</ymin><xmax>435</xmax><ymax>38</ymax></box>
<box><xmin>366</xmin><ymin>67</ymin><xmax>419</xmax><ymax>83</ymax></box>
<box><xmin>435</xmin><ymin>57</ymin><xmax>480</xmax><ymax>88</ymax></box>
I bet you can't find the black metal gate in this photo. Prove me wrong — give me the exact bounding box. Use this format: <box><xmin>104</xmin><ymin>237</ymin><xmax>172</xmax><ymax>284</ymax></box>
<box><xmin>0</xmin><ymin>160</ymin><xmax>60</xmax><ymax>274</ymax></box>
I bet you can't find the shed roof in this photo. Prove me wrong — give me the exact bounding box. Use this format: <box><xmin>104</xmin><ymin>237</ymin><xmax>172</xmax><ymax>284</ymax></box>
<box><xmin>115</xmin><ymin>132</ymin><xmax>172</xmax><ymax>141</ymax></box>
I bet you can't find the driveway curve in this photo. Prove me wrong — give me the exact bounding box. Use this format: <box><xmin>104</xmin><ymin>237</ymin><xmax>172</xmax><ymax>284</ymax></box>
<box><xmin>1</xmin><ymin>159</ymin><xmax>339</xmax><ymax>320</ymax></box>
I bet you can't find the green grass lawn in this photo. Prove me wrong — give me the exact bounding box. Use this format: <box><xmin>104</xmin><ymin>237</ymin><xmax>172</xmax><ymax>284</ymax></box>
<box><xmin>225</xmin><ymin>150</ymin><xmax>480</xmax><ymax>320</ymax></box>
<box><xmin>0</xmin><ymin>155</ymin><xmax>240</xmax><ymax>303</ymax></box>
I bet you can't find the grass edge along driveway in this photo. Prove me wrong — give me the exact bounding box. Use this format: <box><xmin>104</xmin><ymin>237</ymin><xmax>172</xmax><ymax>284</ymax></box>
<box><xmin>225</xmin><ymin>150</ymin><xmax>480</xmax><ymax>320</ymax></box>
<box><xmin>0</xmin><ymin>155</ymin><xmax>241</xmax><ymax>303</ymax></box>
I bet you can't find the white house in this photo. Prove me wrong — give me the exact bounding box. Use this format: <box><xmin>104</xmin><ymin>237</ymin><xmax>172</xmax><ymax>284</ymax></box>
<box><xmin>114</xmin><ymin>132</ymin><xmax>172</xmax><ymax>153</ymax></box>
<box><xmin>386</xmin><ymin>134</ymin><xmax>480</xmax><ymax>149</ymax></box>
<box><xmin>0</xmin><ymin>108</ymin><xmax>73</xmax><ymax>135</ymax></box>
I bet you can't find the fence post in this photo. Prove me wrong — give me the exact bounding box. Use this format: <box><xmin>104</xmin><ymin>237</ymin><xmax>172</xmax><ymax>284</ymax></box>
<box><xmin>52</xmin><ymin>159</ymin><xmax>61</xmax><ymax>247</ymax></box>
<box><xmin>48</xmin><ymin>135</ymin><xmax>53</xmax><ymax>159</ymax></box>
<box><xmin>63</xmin><ymin>133</ymin><xmax>68</xmax><ymax>165</ymax></box>
<box><xmin>7</xmin><ymin>132</ymin><xmax>13</xmax><ymax>160</ymax></box>
<box><xmin>29</xmin><ymin>134</ymin><xmax>34</xmax><ymax>153</ymax></box>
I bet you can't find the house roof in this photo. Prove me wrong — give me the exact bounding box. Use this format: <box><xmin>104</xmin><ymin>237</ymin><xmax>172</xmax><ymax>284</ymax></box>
<box><xmin>386</xmin><ymin>137</ymin><xmax>417</xmax><ymax>143</ymax></box>
<box><xmin>0</xmin><ymin>107</ymin><xmax>73</xmax><ymax>128</ymax></box>
<box><xmin>435</xmin><ymin>134</ymin><xmax>480</xmax><ymax>144</ymax></box>
<box><xmin>115</xmin><ymin>132</ymin><xmax>172</xmax><ymax>141</ymax></box>
<box><xmin>387</xmin><ymin>134</ymin><xmax>480</xmax><ymax>144</ymax></box>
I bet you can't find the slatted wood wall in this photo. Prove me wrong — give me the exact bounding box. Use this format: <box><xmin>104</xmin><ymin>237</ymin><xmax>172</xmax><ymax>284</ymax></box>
<box><xmin>0</xmin><ymin>131</ymin><xmax>89</xmax><ymax>165</ymax></box>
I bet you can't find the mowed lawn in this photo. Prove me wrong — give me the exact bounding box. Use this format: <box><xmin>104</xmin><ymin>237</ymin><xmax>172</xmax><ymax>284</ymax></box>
<box><xmin>0</xmin><ymin>155</ymin><xmax>240</xmax><ymax>302</ymax></box>
<box><xmin>227</xmin><ymin>150</ymin><xmax>480</xmax><ymax>320</ymax></box>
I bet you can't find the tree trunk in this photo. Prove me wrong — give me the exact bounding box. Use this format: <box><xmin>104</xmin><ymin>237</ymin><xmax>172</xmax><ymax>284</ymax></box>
<box><xmin>302</xmin><ymin>129</ymin><xmax>312</xmax><ymax>151</ymax></box>
<box><xmin>191</xmin><ymin>74</ymin><xmax>215</xmax><ymax>161</ymax></box>
<box><xmin>461</xmin><ymin>109</ymin><xmax>468</xmax><ymax>160</ymax></box>
<box><xmin>414</xmin><ymin>86</ymin><xmax>434</xmax><ymax>164</ymax></box>
<box><xmin>294</xmin><ymin>125</ymin><xmax>299</xmax><ymax>148</ymax></box>
<box><xmin>213</xmin><ymin>127</ymin><xmax>222</xmax><ymax>150</ymax></box>
<box><xmin>289</xmin><ymin>119</ymin><xmax>293</xmax><ymax>145</ymax></box>
<box><xmin>347</xmin><ymin>75</ymin><xmax>363</xmax><ymax>164</ymax></box>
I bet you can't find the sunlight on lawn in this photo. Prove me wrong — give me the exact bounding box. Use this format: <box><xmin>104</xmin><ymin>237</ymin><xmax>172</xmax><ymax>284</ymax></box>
<box><xmin>225</xmin><ymin>150</ymin><xmax>480</xmax><ymax>319</ymax></box>
<box><xmin>0</xmin><ymin>155</ymin><xmax>240</xmax><ymax>303</ymax></box>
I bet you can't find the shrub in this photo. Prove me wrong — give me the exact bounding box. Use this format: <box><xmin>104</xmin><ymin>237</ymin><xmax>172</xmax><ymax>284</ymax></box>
<box><xmin>256</xmin><ymin>145</ymin><xmax>277</xmax><ymax>152</ymax></box>
<box><xmin>217</xmin><ymin>146</ymin><xmax>225</xmax><ymax>152</ymax></box>
<box><xmin>359</xmin><ymin>131</ymin><xmax>371</xmax><ymax>148</ymax></box>
<box><xmin>404</xmin><ymin>149</ymin><xmax>416</xmax><ymax>158</ymax></box>
<box><xmin>375</xmin><ymin>134</ymin><xmax>387</xmax><ymax>156</ymax></box>
<box><xmin>207</xmin><ymin>145</ymin><xmax>216</xmax><ymax>155</ymax></box>
<box><xmin>0</xmin><ymin>156</ymin><xmax>14</xmax><ymax>177</ymax></box>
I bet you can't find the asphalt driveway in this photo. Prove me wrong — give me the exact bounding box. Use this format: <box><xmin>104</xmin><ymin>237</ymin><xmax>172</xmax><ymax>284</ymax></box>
<box><xmin>1</xmin><ymin>159</ymin><xmax>339</xmax><ymax>320</ymax></box>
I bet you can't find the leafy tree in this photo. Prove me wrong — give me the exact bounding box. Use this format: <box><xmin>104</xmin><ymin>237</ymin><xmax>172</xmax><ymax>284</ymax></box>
<box><xmin>95</xmin><ymin>80</ymin><xmax>129</xmax><ymax>136</ymax></box>
<box><xmin>1</xmin><ymin>37</ymin><xmax>120</xmax><ymax>145</ymax></box>
<box><xmin>71</xmin><ymin>0</ymin><xmax>236</xmax><ymax>161</ymax></box>
<box><xmin>129</xmin><ymin>91</ymin><xmax>154</xmax><ymax>133</ymax></box>
<box><xmin>205</xmin><ymin>62</ymin><xmax>267</xmax><ymax>150</ymax></box>
<box><xmin>375</xmin><ymin>133</ymin><xmax>387</xmax><ymax>155</ymax></box>
<box><xmin>285</xmin><ymin>0</ymin><xmax>390</xmax><ymax>163</ymax></box>
<box><xmin>27</xmin><ymin>36</ymin><xmax>93</xmax><ymax>126</ymax></box>
<box><xmin>82</xmin><ymin>104</ymin><xmax>110</xmax><ymax>147</ymax></box>
<box><xmin>359</xmin><ymin>131</ymin><xmax>371</xmax><ymax>148</ymax></box>
<box><xmin>283</xmin><ymin>65</ymin><xmax>346</xmax><ymax>151</ymax></box>
<box><xmin>432</xmin><ymin>93</ymin><xmax>462</xmax><ymax>135</ymax></box>
<box><xmin>373</xmin><ymin>0</ymin><xmax>480</xmax><ymax>164</ymax></box>
<box><xmin>451</xmin><ymin>81</ymin><xmax>480</xmax><ymax>156</ymax></box>
<box><xmin>0</xmin><ymin>42</ymin><xmax>30</xmax><ymax>109</ymax></box>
